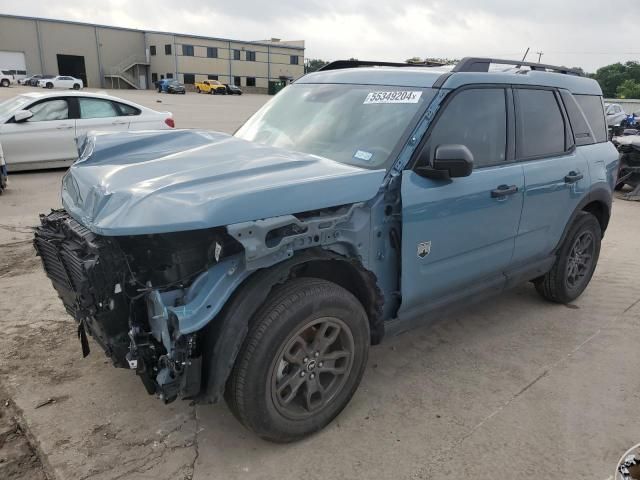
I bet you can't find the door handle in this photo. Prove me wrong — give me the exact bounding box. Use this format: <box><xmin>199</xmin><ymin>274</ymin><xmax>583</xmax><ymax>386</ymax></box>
<box><xmin>56</xmin><ymin>124</ymin><xmax>73</xmax><ymax>130</ymax></box>
<box><xmin>564</xmin><ymin>171</ymin><xmax>584</xmax><ymax>184</ymax></box>
<box><xmin>491</xmin><ymin>184</ymin><xmax>519</xmax><ymax>198</ymax></box>
<box><xmin>111</xmin><ymin>121</ymin><xmax>127</xmax><ymax>125</ymax></box>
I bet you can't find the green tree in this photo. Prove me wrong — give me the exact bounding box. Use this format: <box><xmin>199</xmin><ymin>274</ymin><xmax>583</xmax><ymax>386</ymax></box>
<box><xmin>591</xmin><ymin>61</ymin><xmax>640</xmax><ymax>98</ymax></box>
<box><xmin>305</xmin><ymin>59</ymin><xmax>328</xmax><ymax>73</ymax></box>
<box><xmin>617</xmin><ymin>79</ymin><xmax>640</xmax><ymax>99</ymax></box>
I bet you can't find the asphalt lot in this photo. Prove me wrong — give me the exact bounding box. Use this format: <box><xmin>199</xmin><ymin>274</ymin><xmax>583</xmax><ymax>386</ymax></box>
<box><xmin>1</xmin><ymin>85</ymin><xmax>640</xmax><ymax>480</ymax></box>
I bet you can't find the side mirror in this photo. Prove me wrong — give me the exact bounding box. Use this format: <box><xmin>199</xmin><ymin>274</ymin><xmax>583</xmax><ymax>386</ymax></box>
<box><xmin>416</xmin><ymin>144</ymin><xmax>474</xmax><ymax>179</ymax></box>
<box><xmin>14</xmin><ymin>110</ymin><xmax>33</xmax><ymax>123</ymax></box>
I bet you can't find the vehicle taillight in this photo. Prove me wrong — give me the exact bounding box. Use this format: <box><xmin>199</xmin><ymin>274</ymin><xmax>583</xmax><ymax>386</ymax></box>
<box><xmin>165</xmin><ymin>118</ymin><xmax>175</xmax><ymax>128</ymax></box>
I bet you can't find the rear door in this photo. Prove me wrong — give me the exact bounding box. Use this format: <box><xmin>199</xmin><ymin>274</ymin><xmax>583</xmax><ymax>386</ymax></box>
<box><xmin>74</xmin><ymin>97</ymin><xmax>130</xmax><ymax>136</ymax></box>
<box><xmin>0</xmin><ymin>97</ymin><xmax>76</xmax><ymax>167</ymax></box>
<box><xmin>398</xmin><ymin>87</ymin><xmax>524</xmax><ymax>318</ymax></box>
<box><xmin>511</xmin><ymin>87</ymin><xmax>589</xmax><ymax>266</ymax></box>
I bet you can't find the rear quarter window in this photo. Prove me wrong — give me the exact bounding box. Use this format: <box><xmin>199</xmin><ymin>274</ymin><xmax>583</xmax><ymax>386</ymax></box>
<box><xmin>116</xmin><ymin>102</ymin><xmax>141</xmax><ymax>116</ymax></box>
<box><xmin>560</xmin><ymin>91</ymin><xmax>594</xmax><ymax>146</ymax></box>
<box><xmin>574</xmin><ymin>95</ymin><xmax>607</xmax><ymax>143</ymax></box>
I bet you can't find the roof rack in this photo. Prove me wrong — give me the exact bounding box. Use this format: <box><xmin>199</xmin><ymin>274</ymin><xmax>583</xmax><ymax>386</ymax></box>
<box><xmin>318</xmin><ymin>59</ymin><xmax>445</xmax><ymax>72</ymax></box>
<box><xmin>452</xmin><ymin>57</ymin><xmax>584</xmax><ymax>76</ymax></box>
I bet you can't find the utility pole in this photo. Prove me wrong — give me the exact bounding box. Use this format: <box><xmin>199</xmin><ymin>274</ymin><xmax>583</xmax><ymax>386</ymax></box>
<box><xmin>521</xmin><ymin>47</ymin><xmax>530</xmax><ymax>62</ymax></box>
<box><xmin>536</xmin><ymin>51</ymin><xmax>544</xmax><ymax>63</ymax></box>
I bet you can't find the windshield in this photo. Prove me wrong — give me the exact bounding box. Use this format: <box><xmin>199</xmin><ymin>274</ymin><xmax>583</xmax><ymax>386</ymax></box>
<box><xmin>0</xmin><ymin>96</ymin><xmax>33</xmax><ymax>118</ymax></box>
<box><xmin>235</xmin><ymin>83</ymin><xmax>434</xmax><ymax>169</ymax></box>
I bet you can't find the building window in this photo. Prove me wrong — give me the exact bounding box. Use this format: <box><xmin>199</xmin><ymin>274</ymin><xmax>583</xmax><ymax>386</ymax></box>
<box><xmin>207</xmin><ymin>47</ymin><xmax>218</xmax><ymax>58</ymax></box>
<box><xmin>166</xmin><ymin>73</ymin><xmax>174</xmax><ymax>79</ymax></box>
<box><xmin>149</xmin><ymin>45</ymin><xmax>156</xmax><ymax>56</ymax></box>
<box><xmin>151</xmin><ymin>72</ymin><xmax>158</xmax><ymax>83</ymax></box>
<box><xmin>290</xmin><ymin>55</ymin><xmax>299</xmax><ymax>65</ymax></box>
<box><xmin>182</xmin><ymin>45</ymin><xmax>194</xmax><ymax>56</ymax></box>
<box><xmin>165</xmin><ymin>44</ymin><xmax>172</xmax><ymax>55</ymax></box>
<box><xmin>246</xmin><ymin>77</ymin><xmax>256</xmax><ymax>87</ymax></box>
<box><xmin>233</xmin><ymin>49</ymin><xmax>241</xmax><ymax>60</ymax></box>
<box><xmin>246</xmin><ymin>50</ymin><xmax>256</xmax><ymax>61</ymax></box>
<box><xmin>234</xmin><ymin>76</ymin><xmax>241</xmax><ymax>87</ymax></box>
<box><xmin>208</xmin><ymin>74</ymin><xmax>218</xmax><ymax>80</ymax></box>
<box><xmin>183</xmin><ymin>73</ymin><xmax>195</xmax><ymax>84</ymax></box>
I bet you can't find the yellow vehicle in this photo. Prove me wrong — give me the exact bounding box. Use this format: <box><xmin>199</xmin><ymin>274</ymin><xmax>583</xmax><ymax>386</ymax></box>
<box><xmin>195</xmin><ymin>80</ymin><xmax>227</xmax><ymax>95</ymax></box>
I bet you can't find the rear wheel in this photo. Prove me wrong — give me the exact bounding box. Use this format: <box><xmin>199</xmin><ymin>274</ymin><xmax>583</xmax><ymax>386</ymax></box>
<box><xmin>196</xmin><ymin>87</ymin><xmax>201</xmax><ymax>93</ymax></box>
<box><xmin>0</xmin><ymin>79</ymin><xmax>9</xmax><ymax>87</ymax></box>
<box><xmin>225</xmin><ymin>277</ymin><xmax>369</xmax><ymax>442</ymax></box>
<box><xmin>535</xmin><ymin>212</ymin><xmax>601</xmax><ymax>303</ymax></box>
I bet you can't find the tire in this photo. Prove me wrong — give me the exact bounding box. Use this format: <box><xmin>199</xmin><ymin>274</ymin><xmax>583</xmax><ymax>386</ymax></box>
<box><xmin>534</xmin><ymin>212</ymin><xmax>601</xmax><ymax>303</ymax></box>
<box><xmin>73</xmin><ymin>83</ymin><xmax>80</xmax><ymax>90</ymax></box>
<box><xmin>46</xmin><ymin>83</ymin><xmax>53</xmax><ymax>89</ymax></box>
<box><xmin>225</xmin><ymin>277</ymin><xmax>369</xmax><ymax>442</ymax></box>
<box><xmin>0</xmin><ymin>79</ymin><xmax>9</xmax><ymax>87</ymax></box>
<box><xmin>196</xmin><ymin>87</ymin><xmax>201</xmax><ymax>93</ymax></box>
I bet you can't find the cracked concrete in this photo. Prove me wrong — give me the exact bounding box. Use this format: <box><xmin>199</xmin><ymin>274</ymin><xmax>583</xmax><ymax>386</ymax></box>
<box><xmin>0</xmin><ymin>86</ymin><xmax>639</xmax><ymax>479</ymax></box>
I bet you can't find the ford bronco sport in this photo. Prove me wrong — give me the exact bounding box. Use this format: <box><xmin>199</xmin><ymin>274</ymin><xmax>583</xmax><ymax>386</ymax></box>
<box><xmin>34</xmin><ymin>58</ymin><xmax>618</xmax><ymax>442</ymax></box>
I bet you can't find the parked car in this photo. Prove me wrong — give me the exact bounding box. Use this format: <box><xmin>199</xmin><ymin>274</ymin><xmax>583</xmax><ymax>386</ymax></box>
<box><xmin>605</xmin><ymin>102</ymin><xmax>627</xmax><ymax>126</ymax></box>
<box><xmin>33</xmin><ymin>57</ymin><xmax>618</xmax><ymax>442</ymax></box>
<box><xmin>223</xmin><ymin>83</ymin><xmax>243</xmax><ymax>95</ymax></box>
<box><xmin>195</xmin><ymin>79</ymin><xmax>226</xmax><ymax>94</ymax></box>
<box><xmin>0</xmin><ymin>91</ymin><xmax>174</xmax><ymax>171</ymax></box>
<box><xmin>28</xmin><ymin>74</ymin><xmax>46</xmax><ymax>86</ymax></box>
<box><xmin>0</xmin><ymin>71</ymin><xmax>14</xmax><ymax>87</ymax></box>
<box><xmin>18</xmin><ymin>75</ymin><xmax>35</xmax><ymax>85</ymax></box>
<box><xmin>38</xmin><ymin>75</ymin><xmax>83</xmax><ymax>90</ymax></box>
<box><xmin>165</xmin><ymin>80</ymin><xmax>186</xmax><ymax>94</ymax></box>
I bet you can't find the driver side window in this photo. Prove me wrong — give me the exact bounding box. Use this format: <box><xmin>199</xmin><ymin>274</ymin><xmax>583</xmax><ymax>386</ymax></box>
<box><xmin>28</xmin><ymin>99</ymin><xmax>69</xmax><ymax>122</ymax></box>
<box><xmin>424</xmin><ymin>88</ymin><xmax>507</xmax><ymax>168</ymax></box>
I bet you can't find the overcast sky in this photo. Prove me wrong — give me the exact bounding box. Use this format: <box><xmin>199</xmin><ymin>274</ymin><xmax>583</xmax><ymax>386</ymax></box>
<box><xmin>1</xmin><ymin>0</ymin><xmax>638</xmax><ymax>72</ymax></box>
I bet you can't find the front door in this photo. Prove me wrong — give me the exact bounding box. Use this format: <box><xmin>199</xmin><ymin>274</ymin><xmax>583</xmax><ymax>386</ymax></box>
<box><xmin>398</xmin><ymin>87</ymin><xmax>524</xmax><ymax>319</ymax></box>
<box><xmin>0</xmin><ymin>98</ymin><xmax>76</xmax><ymax>168</ymax></box>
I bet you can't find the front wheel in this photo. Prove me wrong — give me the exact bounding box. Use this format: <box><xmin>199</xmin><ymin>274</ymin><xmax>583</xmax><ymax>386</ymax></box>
<box><xmin>73</xmin><ymin>83</ymin><xmax>80</xmax><ymax>90</ymax></box>
<box><xmin>535</xmin><ymin>212</ymin><xmax>601</xmax><ymax>303</ymax></box>
<box><xmin>46</xmin><ymin>83</ymin><xmax>53</xmax><ymax>89</ymax></box>
<box><xmin>225</xmin><ymin>278</ymin><xmax>369</xmax><ymax>442</ymax></box>
<box><xmin>0</xmin><ymin>79</ymin><xmax>9</xmax><ymax>87</ymax></box>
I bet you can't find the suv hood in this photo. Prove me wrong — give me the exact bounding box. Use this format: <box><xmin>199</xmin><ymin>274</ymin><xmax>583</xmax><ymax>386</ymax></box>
<box><xmin>63</xmin><ymin>130</ymin><xmax>385</xmax><ymax>236</ymax></box>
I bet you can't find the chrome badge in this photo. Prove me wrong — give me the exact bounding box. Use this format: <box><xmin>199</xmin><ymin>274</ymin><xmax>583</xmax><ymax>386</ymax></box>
<box><xmin>417</xmin><ymin>241</ymin><xmax>431</xmax><ymax>259</ymax></box>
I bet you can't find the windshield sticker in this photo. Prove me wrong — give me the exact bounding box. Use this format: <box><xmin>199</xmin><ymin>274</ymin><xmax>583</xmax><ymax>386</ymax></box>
<box><xmin>363</xmin><ymin>91</ymin><xmax>422</xmax><ymax>104</ymax></box>
<box><xmin>353</xmin><ymin>150</ymin><xmax>373</xmax><ymax>162</ymax></box>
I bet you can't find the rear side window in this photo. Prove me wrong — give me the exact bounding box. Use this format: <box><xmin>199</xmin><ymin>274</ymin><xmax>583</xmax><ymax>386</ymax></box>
<box><xmin>426</xmin><ymin>88</ymin><xmax>507</xmax><ymax>168</ymax></box>
<box><xmin>515</xmin><ymin>89</ymin><xmax>565</xmax><ymax>158</ymax></box>
<box><xmin>79</xmin><ymin>98</ymin><xmax>119</xmax><ymax>119</ymax></box>
<box><xmin>575</xmin><ymin>95</ymin><xmax>607</xmax><ymax>143</ymax></box>
<box><xmin>560</xmin><ymin>91</ymin><xmax>594</xmax><ymax>146</ymax></box>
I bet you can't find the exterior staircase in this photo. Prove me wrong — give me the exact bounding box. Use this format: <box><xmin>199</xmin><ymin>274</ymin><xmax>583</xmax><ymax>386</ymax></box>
<box><xmin>104</xmin><ymin>55</ymin><xmax>149</xmax><ymax>89</ymax></box>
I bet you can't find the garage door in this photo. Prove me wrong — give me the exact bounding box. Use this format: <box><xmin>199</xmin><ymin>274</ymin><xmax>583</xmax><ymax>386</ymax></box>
<box><xmin>0</xmin><ymin>51</ymin><xmax>27</xmax><ymax>77</ymax></box>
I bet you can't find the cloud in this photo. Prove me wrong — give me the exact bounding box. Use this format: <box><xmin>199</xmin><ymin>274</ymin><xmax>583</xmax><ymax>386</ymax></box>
<box><xmin>0</xmin><ymin>0</ymin><xmax>637</xmax><ymax>71</ymax></box>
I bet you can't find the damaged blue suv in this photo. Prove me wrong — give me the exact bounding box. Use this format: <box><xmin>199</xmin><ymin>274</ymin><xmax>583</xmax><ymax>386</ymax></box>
<box><xmin>34</xmin><ymin>58</ymin><xmax>618</xmax><ymax>442</ymax></box>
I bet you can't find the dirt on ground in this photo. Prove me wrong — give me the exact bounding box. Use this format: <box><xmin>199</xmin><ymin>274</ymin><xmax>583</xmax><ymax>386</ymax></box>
<box><xmin>0</xmin><ymin>395</ymin><xmax>48</xmax><ymax>480</ymax></box>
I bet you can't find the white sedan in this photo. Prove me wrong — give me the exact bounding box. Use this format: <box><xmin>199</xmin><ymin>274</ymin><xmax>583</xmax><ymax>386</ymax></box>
<box><xmin>0</xmin><ymin>91</ymin><xmax>175</xmax><ymax>171</ymax></box>
<box><xmin>38</xmin><ymin>75</ymin><xmax>84</xmax><ymax>90</ymax></box>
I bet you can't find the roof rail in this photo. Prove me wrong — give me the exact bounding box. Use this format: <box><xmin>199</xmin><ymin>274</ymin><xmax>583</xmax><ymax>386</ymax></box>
<box><xmin>452</xmin><ymin>57</ymin><xmax>584</xmax><ymax>76</ymax></box>
<box><xmin>318</xmin><ymin>59</ymin><xmax>445</xmax><ymax>71</ymax></box>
